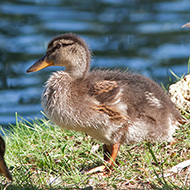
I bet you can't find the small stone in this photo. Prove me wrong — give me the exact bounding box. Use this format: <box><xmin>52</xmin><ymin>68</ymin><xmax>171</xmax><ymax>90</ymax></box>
<box><xmin>169</xmin><ymin>73</ymin><xmax>190</xmax><ymax>112</ymax></box>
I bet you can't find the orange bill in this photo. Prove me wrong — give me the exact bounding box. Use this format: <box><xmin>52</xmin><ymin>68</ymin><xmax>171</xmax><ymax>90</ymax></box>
<box><xmin>26</xmin><ymin>55</ymin><xmax>54</xmax><ymax>73</ymax></box>
<box><xmin>0</xmin><ymin>159</ymin><xmax>12</xmax><ymax>181</ymax></box>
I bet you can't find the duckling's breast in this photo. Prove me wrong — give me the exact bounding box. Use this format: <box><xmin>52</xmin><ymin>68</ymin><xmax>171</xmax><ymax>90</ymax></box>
<box><xmin>41</xmin><ymin>71</ymin><xmax>82</xmax><ymax>129</ymax></box>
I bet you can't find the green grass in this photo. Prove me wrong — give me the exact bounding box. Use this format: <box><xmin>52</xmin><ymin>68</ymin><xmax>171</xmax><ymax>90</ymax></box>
<box><xmin>0</xmin><ymin>112</ymin><xmax>190</xmax><ymax>190</ymax></box>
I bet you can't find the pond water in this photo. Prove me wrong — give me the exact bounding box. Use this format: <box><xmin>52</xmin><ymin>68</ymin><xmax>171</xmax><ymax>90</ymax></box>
<box><xmin>0</xmin><ymin>0</ymin><xmax>190</xmax><ymax>128</ymax></box>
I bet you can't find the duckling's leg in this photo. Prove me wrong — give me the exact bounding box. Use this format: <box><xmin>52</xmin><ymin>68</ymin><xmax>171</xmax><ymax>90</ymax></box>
<box><xmin>103</xmin><ymin>143</ymin><xmax>120</xmax><ymax>166</ymax></box>
<box><xmin>84</xmin><ymin>143</ymin><xmax>120</xmax><ymax>174</ymax></box>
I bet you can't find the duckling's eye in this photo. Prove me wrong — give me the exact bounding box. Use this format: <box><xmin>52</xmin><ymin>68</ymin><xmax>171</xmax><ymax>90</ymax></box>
<box><xmin>56</xmin><ymin>43</ymin><xmax>62</xmax><ymax>49</ymax></box>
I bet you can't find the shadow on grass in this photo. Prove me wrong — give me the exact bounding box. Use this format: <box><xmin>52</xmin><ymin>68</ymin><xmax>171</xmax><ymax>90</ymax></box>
<box><xmin>0</xmin><ymin>184</ymin><xmax>42</xmax><ymax>190</ymax></box>
<box><xmin>150</xmin><ymin>182</ymin><xmax>186</xmax><ymax>190</ymax></box>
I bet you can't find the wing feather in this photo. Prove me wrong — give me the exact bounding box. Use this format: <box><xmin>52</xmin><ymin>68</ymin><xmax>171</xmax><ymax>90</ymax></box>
<box><xmin>89</xmin><ymin>80</ymin><xmax>120</xmax><ymax>103</ymax></box>
<box><xmin>89</xmin><ymin>80</ymin><xmax>129</xmax><ymax>124</ymax></box>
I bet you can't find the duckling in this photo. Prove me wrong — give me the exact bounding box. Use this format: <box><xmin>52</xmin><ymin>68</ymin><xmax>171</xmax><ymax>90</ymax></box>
<box><xmin>27</xmin><ymin>33</ymin><xmax>181</xmax><ymax>174</ymax></box>
<box><xmin>0</xmin><ymin>136</ymin><xmax>12</xmax><ymax>180</ymax></box>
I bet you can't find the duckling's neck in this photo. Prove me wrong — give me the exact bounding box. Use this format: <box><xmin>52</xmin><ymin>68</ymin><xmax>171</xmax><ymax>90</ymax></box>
<box><xmin>65</xmin><ymin>57</ymin><xmax>90</xmax><ymax>79</ymax></box>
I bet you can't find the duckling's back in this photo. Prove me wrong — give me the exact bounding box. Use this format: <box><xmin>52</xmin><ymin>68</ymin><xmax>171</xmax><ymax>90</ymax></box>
<box><xmin>86</xmin><ymin>70</ymin><xmax>181</xmax><ymax>144</ymax></box>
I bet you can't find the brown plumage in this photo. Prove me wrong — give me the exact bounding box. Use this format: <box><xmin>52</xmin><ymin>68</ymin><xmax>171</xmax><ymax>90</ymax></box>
<box><xmin>27</xmin><ymin>33</ymin><xmax>181</xmax><ymax>174</ymax></box>
<box><xmin>0</xmin><ymin>136</ymin><xmax>12</xmax><ymax>180</ymax></box>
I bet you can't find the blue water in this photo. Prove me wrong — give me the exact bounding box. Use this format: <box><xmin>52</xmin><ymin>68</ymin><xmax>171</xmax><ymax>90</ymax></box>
<box><xmin>0</xmin><ymin>0</ymin><xmax>190</xmax><ymax>127</ymax></box>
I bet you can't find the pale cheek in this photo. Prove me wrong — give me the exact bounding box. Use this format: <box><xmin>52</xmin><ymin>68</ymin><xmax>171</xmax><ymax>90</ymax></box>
<box><xmin>53</xmin><ymin>53</ymin><xmax>67</xmax><ymax>66</ymax></box>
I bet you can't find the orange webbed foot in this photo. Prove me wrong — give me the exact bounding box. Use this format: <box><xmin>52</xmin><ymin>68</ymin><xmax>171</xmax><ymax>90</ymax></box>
<box><xmin>81</xmin><ymin>143</ymin><xmax>120</xmax><ymax>176</ymax></box>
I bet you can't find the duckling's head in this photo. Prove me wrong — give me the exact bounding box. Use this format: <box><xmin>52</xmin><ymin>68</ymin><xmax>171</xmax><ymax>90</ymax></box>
<box><xmin>27</xmin><ymin>33</ymin><xmax>91</xmax><ymax>78</ymax></box>
<box><xmin>0</xmin><ymin>136</ymin><xmax>12</xmax><ymax>181</ymax></box>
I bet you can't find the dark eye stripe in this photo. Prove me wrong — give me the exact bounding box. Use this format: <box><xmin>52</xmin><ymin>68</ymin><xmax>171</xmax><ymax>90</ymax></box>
<box><xmin>49</xmin><ymin>42</ymin><xmax>75</xmax><ymax>54</ymax></box>
<box><xmin>61</xmin><ymin>42</ymin><xmax>75</xmax><ymax>47</ymax></box>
